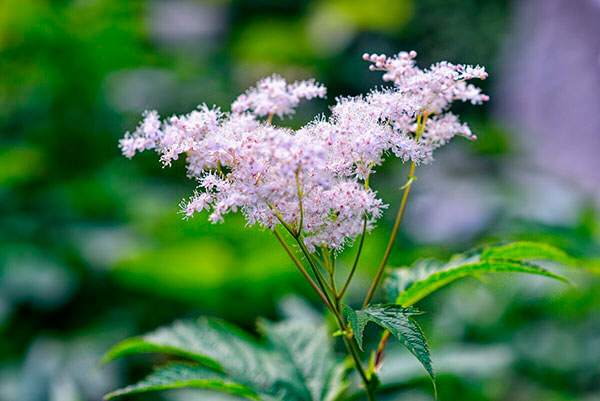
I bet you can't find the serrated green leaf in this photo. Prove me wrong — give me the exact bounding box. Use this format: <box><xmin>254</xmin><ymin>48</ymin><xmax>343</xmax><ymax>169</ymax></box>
<box><xmin>385</xmin><ymin>242</ymin><xmax>571</xmax><ymax>307</ymax></box>
<box><xmin>391</xmin><ymin>260</ymin><xmax>568</xmax><ymax>307</ymax></box>
<box><xmin>103</xmin><ymin>317</ymin><xmax>347</xmax><ymax>401</ymax></box>
<box><xmin>104</xmin><ymin>363</ymin><xmax>258</xmax><ymax>400</ymax></box>
<box><xmin>480</xmin><ymin>241</ymin><xmax>575</xmax><ymax>265</ymax></box>
<box><xmin>343</xmin><ymin>304</ymin><xmax>434</xmax><ymax>391</ymax></box>
<box><xmin>342</xmin><ymin>305</ymin><xmax>369</xmax><ymax>351</ymax></box>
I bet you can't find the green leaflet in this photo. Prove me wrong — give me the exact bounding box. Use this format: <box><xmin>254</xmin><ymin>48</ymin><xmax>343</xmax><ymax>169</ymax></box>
<box><xmin>343</xmin><ymin>304</ymin><xmax>434</xmax><ymax>390</ymax></box>
<box><xmin>103</xmin><ymin>317</ymin><xmax>346</xmax><ymax>401</ymax></box>
<box><xmin>385</xmin><ymin>241</ymin><xmax>571</xmax><ymax>307</ymax></box>
<box><xmin>104</xmin><ymin>363</ymin><xmax>258</xmax><ymax>400</ymax></box>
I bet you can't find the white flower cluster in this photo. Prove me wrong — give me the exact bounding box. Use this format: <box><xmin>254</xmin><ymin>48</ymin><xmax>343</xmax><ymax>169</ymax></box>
<box><xmin>120</xmin><ymin>52</ymin><xmax>488</xmax><ymax>252</ymax></box>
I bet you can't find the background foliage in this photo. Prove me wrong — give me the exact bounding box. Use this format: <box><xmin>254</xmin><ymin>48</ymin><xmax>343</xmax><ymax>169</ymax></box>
<box><xmin>1</xmin><ymin>1</ymin><xmax>599</xmax><ymax>400</ymax></box>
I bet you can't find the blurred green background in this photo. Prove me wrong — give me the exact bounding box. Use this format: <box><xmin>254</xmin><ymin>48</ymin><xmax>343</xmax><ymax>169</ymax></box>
<box><xmin>1</xmin><ymin>0</ymin><xmax>599</xmax><ymax>400</ymax></box>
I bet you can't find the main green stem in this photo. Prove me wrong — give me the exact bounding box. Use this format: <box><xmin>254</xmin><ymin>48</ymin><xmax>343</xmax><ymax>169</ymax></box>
<box><xmin>289</xmin><ymin>233</ymin><xmax>375</xmax><ymax>401</ymax></box>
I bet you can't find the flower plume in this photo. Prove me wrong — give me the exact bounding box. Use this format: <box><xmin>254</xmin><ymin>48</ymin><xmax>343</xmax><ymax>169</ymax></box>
<box><xmin>120</xmin><ymin>51</ymin><xmax>488</xmax><ymax>252</ymax></box>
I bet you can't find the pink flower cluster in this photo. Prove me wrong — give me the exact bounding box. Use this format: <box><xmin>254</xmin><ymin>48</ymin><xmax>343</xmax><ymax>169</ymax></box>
<box><xmin>120</xmin><ymin>51</ymin><xmax>488</xmax><ymax>252</ymax></box>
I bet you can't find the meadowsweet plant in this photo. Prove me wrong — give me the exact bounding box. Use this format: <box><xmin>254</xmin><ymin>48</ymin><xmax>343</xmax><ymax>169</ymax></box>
<box><xmin>106</xmin><ymin>51</ymin><xmax>572</xmax><ymax>401</ymax></box>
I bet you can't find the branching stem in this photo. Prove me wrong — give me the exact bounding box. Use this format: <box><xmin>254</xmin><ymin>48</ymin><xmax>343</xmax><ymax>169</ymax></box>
<box><xmin>267</xmin><ymin>161</ymin><xmax>384</xmax><ymax>399</ymax></box>
<box><xmin>270</xmin><ymin>215</ymin><xmax>372</xmax><ymax>399</ymax></box>
<box><xmin>272</xmin><ymin>229</ymin><xmax>329</xmax><ymax>305</ymax></box>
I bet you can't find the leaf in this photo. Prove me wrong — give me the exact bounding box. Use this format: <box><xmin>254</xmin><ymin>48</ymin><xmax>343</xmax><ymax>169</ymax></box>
<box><xmin>104</xmin><ymin>363</ymin><xmax>258</xmax><ymax>400</ymax></box>
<box><xmin>385</xmin><ymin>242</ymin><xmax>571</xmax><ymax>307</ymax></box>
<box><xmin>394</xmin><ymin>260</ymin><xmax>567</xmax><ymax>307</ymax></box>
<box><xmin>343</xmin><ymin>304</ymin><xmax>434</xmax><ymax>390</ymax></box>
<box><xmin>103</xmin><ymin>317</ymin><xmax>347</xmax><ymax>401</ymax></box>
<box><xmin>363</xmin><ymin>305</ymin><xmax>434</xmax><ymax>387</ymax></box>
